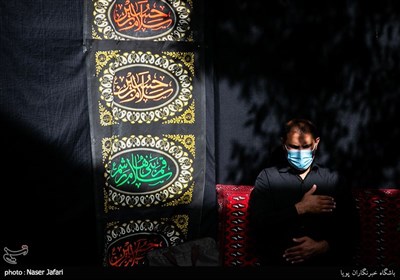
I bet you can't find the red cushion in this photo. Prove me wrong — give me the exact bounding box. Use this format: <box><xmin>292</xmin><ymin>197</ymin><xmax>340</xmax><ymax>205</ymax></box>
<box><xmin>352</xmin><ymin>188</ymin><xmax>400</xmax><ymax>267</ymax></box>
<box><xmin>216</xmin><ymin>184</ymin><xmax>260</xmax><ymax>266</ymax></box>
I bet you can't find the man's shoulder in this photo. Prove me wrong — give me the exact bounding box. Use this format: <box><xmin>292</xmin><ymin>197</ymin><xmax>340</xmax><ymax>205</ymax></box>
<box><xmin>255</xmin><ymin>166</ymin><xmax>284</xmax><ymax>187</ymax></box>
<box><xmin>313</xmin><ymin>163</ymin><xmax>339</xmax><ymax>182</ymax></box>
<box><xmin>314</xmin><ymin>163</ymin><xmax>338</xmax><ymax>175</ymax></box>
<box><xmin>257</xmin><ymin>166</ymin><xmax>281</xmax><ymax>176</ymax></box>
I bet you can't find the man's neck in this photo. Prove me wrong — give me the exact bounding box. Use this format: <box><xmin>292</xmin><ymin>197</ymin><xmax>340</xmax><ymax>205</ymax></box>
<box><xmin>298</xmin><ymin>167</ymin><xmax>311</xmax><ymax>180</ymax></box>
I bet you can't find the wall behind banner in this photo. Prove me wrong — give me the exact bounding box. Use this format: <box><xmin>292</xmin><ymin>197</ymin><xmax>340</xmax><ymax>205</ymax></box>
<box><xmin>210</xmin><ymin>0</ymin><xmax>400</xmax><ymax>189</ymax></box>
<box><xmin>1</xmin><ymin>0</ymin><xmax>400</xmax><ymax>268</ymax></box>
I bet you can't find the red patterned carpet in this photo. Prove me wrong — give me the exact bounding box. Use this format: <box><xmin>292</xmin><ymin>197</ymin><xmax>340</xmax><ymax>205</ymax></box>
<box><xmin>217</xmin><ymin>184</ymin><xmax>400</xmax><ymax>267</ymax></box>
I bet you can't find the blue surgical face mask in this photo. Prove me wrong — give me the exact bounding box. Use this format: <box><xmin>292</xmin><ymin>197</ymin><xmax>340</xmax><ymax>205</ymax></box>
<box><xmin>285</xmin><ymin>146</ymin><xmax>315</xmax><ymax>171</ymax></box>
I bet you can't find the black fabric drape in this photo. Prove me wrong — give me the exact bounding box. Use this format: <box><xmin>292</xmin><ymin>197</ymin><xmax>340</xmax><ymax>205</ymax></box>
<box><xmin>0</xmin><ymin>0</ymin><xmax>217</xmax><ymax>267</ymax></box>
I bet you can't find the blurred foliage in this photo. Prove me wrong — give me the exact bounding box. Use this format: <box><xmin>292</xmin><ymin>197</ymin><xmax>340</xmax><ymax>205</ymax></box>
<box><xmin>208</xmin><ymin>0</ymin><xmax>400</xmax><ymax>188</ymax></box>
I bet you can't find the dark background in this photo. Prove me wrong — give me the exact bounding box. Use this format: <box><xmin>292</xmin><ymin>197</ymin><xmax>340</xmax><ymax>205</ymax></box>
<box><xmin>1</xmin><ymin>0</ymin><xmax>399</xmax><ymax>270</ymax></box>
<box><xmin>211</xmin><ymin>0</ymin><xmax>400</xmax><ymax>189</ymax></box>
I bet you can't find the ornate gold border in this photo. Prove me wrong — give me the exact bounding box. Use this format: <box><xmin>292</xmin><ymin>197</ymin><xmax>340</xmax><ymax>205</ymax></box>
<box><xmin>96</xmin><ymin>50</ymin><xmax>194</xmax><ymax>125</ymax></box>
<box><xmin>92</xmin><ymin>0</ymin><xmax>193</xmax><ymax>41</ymax></box>
<box><xmin>102</xmin><ymin>135</ymin><xmax>195</xmax><ymax>210</ymax></box>
<box><xmin>104</xmin><ymin>216</ymin><xmax>188</xmax><ymax>266</ymax></box>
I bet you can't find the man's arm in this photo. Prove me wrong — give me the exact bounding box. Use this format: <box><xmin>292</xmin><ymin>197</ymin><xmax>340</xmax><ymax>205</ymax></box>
<box><xmin>295</xmin><ymin>184</ymin><xmax>336</xmax><ymax>215</ymax></box>
<box><xmin>283</xmin><ymin>237</ymin><xmax>329</xmax><ymax>264</ymax></box>
<box><xmin>283</xmin><ymin>184</ymin><xmax>336</xmax><ymax>264</ymax></box>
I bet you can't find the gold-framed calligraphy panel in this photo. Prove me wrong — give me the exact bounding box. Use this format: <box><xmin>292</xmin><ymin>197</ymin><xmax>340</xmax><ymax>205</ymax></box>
<box><xmin>95</xmin><ymin>49</ymin><xmax>195</xmax><ymax>125</ymax></box>
<box><xmin>104</xmin><ymin>215</ymin><xmax>188</xmax><ymax>267</ymax></box>
<box><xmin>86</xmin><ymin>0</ymin><xmax>193</xmax><ymax>41</ymax></box>
<box><xmin>102</xmin><ymin>134</ymin><xmax>195</xmax><ymax>211</ymax></box>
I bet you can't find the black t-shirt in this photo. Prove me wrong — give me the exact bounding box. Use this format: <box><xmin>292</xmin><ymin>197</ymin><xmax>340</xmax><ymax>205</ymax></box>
<box><xmin>248</xmin><ymin>162</ymin><xmax>360</xmax><ymax>266</ymax></box>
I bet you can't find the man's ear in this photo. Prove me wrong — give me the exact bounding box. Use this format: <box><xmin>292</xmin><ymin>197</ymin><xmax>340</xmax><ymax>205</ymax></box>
<box><xmin>314</xmin><ymin>137</ymin><xmax>320</xmax><ymax>148</ymax></box>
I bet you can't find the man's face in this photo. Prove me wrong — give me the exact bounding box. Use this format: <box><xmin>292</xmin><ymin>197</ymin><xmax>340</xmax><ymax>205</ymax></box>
<box><xmin>284</xmin><ymin>129</ymin><xmax>319</xmax><ymax>151</ymax></box>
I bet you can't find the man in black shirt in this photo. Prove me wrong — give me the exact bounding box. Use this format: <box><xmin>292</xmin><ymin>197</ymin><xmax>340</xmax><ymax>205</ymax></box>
<box><xmin>248</xmin><ymin>119</ymin><xmax>359</xmax><ymax>266</ymax></box>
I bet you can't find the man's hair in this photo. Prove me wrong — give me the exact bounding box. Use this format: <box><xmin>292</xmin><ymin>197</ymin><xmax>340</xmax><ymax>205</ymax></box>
<box><xmin>281</xmin><ymin>118</ymin><xmax>319</xmax><ymax>140</ymax></box>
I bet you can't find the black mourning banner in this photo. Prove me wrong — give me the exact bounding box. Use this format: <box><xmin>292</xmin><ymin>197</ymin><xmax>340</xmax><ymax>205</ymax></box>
<box><xmin>84</xmin><ymin>0</ymin><xmax>206</xmax><ymax>267</ymax></box>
